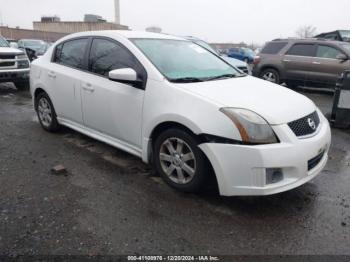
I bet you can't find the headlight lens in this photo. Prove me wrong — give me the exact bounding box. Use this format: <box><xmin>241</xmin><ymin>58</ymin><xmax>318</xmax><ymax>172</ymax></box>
<box><xmin>220</xmin><ymin>108</ymin><xmax>278</xmax><ymax>144</ymax></box>
<box><xmin>16</xmin><ymin>54</ymin><xmax>28</xmax><ymax>60</ymax></box>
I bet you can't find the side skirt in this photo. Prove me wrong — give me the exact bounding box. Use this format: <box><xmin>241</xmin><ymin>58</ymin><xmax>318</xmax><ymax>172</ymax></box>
<box><xmin>57</xmin><ymin>117</ymin><xmax>143</xmax><ymax>158</ymax></box>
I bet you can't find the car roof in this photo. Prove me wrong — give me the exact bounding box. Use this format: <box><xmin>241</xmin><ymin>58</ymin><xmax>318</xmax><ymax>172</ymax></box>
<box><xmin>270</xmin><ymin>38</ymin><xmax>345</xmax><ymax>45</ymax></box>
<box><xmin>61</xmin><ymin>30</ymin><xmax>186</xmax><ymax>41</ymax></box>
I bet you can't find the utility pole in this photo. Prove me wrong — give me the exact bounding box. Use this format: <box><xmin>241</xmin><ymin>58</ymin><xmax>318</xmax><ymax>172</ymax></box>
<box><xmin>114</xmin><ymin>0</ymin><xmax>120</xmax><ymax>24</ymax></box>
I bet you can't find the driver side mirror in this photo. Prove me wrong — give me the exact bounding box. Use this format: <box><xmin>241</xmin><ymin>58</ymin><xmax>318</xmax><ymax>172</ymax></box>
<box><xmin>336</xmin><ymin>54</ymin><xmax>348</xmax><ymax>61</ymax></box>
<box><xmin>109</xmin><ymin>68</ymin><xmax>144</xmax><ymax>89</ymax></box>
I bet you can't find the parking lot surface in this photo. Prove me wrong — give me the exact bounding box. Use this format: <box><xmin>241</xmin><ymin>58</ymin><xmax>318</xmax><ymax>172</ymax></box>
<box><xmin>0</xmin><ymin>83</ymin><xmax>349</xmax><ymax>255</ymax></box>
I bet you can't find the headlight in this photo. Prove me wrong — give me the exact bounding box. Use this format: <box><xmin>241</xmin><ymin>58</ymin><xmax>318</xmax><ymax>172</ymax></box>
<box><xmin>220</xmin><ymin>108</ymin><xmax>278</xmax><ymax>144</ymax></box>
<box><xmin>16</xmin><ymin>54</ymin><xmax>28</xmax><ymax>60</ymax></box>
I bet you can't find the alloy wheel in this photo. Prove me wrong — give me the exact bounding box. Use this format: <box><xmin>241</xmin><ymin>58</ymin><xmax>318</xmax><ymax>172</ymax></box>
<box><xmin>159</xmin><ymin>137</ymin><xmax>197</xmax><ymax>185</ymax></box>
<box><xmin>38</xmin><ymin>97</ymin><xmax>53</xmax><ymax>128</ymax></box>
<box><xmin>262</xmin><ymin>72</ymin><xmax>277</xmax><ymax>83</ymax></box>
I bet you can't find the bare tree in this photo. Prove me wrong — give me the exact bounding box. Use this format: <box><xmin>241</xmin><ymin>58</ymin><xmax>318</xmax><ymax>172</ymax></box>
<box><xmin>295</xmin><ymin>25</ymin><xmax>317</xmax><ymax>38</ymax></box>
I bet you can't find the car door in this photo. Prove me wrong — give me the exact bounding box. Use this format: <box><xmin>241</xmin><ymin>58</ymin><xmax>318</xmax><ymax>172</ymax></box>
<box><xmin>308</xmin><ymin>44</ymin><xmax>350</xmax><ymax>86</ymax></box>
<box><xmin>282</xmin><ymin>43</ymin><xmax>316</xmax><ymax>83</ymax></box>
<box><xmin>48</xmin><ymin>38</ymin><xmax>89</xmax><ymax>124</ymax></box>
<box><xmin>80</xmin><ymin>37</ymin><xmax>147</xmax><ymax>148</ymax></box>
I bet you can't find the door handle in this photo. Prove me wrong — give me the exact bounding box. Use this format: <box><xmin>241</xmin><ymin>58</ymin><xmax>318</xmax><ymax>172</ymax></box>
<box><xmin>82</xmin><ymin>83</ymin><xmax>95</xmax><ymax>92</ymax></box>
<box><xmin>48</xmin><ymin>71</ymin><xmax>56</xmax><ymax>79</ymax></box>
<box><xmin>312</xmin><ymin>61</ymin><xmax>321</xmax><ymax>65</ymax></box>
<box><xmin>283</xmin><ymin>59</ymin><xmax>292</xmax><ymax>62</ymax></box>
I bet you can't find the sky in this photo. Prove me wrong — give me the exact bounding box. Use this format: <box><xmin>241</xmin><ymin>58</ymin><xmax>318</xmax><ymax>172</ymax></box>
<box><xmin>0</xmin><ymin>0</ymin><xmax>349</xmax><ymax>45</ymax></box>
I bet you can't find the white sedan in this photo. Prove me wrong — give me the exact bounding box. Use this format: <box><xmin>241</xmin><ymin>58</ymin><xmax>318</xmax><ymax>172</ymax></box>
<box><xmin>30</xmin><ymin>31</ymin><xmax>331</xmax><ymax>196</ymax></box>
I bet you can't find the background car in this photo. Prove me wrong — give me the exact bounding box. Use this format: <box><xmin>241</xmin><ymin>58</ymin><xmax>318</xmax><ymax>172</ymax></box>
<box><xmin>227</xmin><ymin>47</ymin><xmax>255</xmax><ymax>64</ymax></box>
<box><xmin>184</xmin><ymin>36</ymin><xmax>252</xmax><ymax>74</ymax></box>
<box><xmin>0</xmin><ymin>36</ymin><xmax>30</xmax><ymax>89</ymax></box>
<box><xmin>6</xmin><ymin>39</ymin><xmax>19</xmax><ymax>49</ymax></box>
<box><xmin>35</xmin><ymin>42</ymin><xmax>53</xmax><ymax>58</ymax></box>
<box><xmin>253</xmin><ymin>38</ymin><xmax>350</xmax><ymax>89</ymax></box>
<box><xmin>18</xmin><ymin>39</ymin><xmax>48</xmax><ymax>61</ymax></box>
<box><xmin>316</xmin><ymin>30</ymin><xmax>350</xmax><ymax>42</ymax></box>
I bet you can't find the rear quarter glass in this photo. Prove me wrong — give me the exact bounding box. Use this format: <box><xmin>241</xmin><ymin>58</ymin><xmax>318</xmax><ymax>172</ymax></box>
<box><xmin>261</xmin><ymin>42</ymin><xmax>288</xmax><ymax>54</ymax></box>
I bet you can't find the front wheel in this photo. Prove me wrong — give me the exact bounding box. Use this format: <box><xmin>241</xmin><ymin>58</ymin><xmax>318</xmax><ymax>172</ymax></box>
<box><xmin>153</xmin><ymin>128</ymin><xmax>211</xmax><ymax>193</ymax></box>
<box><xmin>259</xmin><ymin>68</ymin><xmax>280</xmax><ymax>84</ymax></box>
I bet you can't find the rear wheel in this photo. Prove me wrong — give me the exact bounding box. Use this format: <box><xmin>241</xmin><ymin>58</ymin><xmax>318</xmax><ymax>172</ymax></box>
<box><xmin>35</xmin><ymin>92</ymin><xmax>60</xmax><ymax>132</ymax></box>
<box><xmin>153</xmin><ymin>128</ymin><xmax>210</xmax><ymax>193</ymax></box>
<box><xmin>260</xmin><ymin>68</ymin><xmax>280</xmax><ymax>84</ymax></box>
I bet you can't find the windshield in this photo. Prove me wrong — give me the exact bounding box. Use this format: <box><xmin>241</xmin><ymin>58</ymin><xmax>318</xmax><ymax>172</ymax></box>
<box><xmin>340</xmin><ymin>30</ymin><xmax>350</xmax><ymax>41</ymax></box>
<box><xmin>341</xmin><ymin>43</ymin><xmax>350</xmax><ymax>53</ymax></box>
<box><xmin>0</xmin><ymin>37</ymin><xmax>9</xmax><ymax>47</ymax></box>
<box><xmin>132</xmin><ymin>39</ymin><xmax>241</xmax><ymax>82</ymax></box>
<box><xmin>36</xmin><ymin>43</ymin><xmax>50</xmax><ymax>55</ymax></box>
<box><xmin>23</xmin><ymin>40</ymin><xmax>46</xmax><ymax>50</ymax></box>
<box><xmin>192</xmin><ymin>40</ymin><xmax>218</xmax><ymax>55</ymax></box>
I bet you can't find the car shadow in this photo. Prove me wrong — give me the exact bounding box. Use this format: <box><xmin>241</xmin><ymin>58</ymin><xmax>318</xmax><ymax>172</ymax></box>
<box><xmin>196</xmin><ymin>183</ymin><xmax>319</xmax><ymax>218</ymax></box>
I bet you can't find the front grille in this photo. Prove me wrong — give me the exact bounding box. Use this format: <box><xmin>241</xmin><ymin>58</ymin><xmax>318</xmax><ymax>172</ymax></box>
<box><xmin>0</xmin><ymin>62</ymin><xmax>15</xmax><ymax>67</ymax></box>
<box><xmin>308</xmin><ymin>151</ymin><xmax>325</xmax><ymax>171</ymax></box>
<box><xmin>288</xmin><ymin>111</ymin><xmax>320</xmax><ymax>137</ymax></box>
<box><xmin>0</xmin><ymin>54</ymin><xmax>16</xmax><ymax>59</ymax></box>
<box><xmin>238</xmin><ymin>66</ymin><xmax>249</xmax><ymax>74</ymax></box>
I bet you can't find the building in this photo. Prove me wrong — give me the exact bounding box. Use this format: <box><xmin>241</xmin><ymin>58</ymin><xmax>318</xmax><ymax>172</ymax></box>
<box><xmin>33</xmin><ymin>20</ymin><xmax>128</xmax><ymax>34</ymax></box>
<box><xmin>0</xmin><ymin>26</ymin><xmax>66</xmax><ymax>42</ymax></box>
<box><xmin>146</xmin><ymin>26</ymin><xmax>162</xmax><ymax>33</ymax></box>
<box><xmin>41</xmin><ymin>16</ymin><xmax>61</xmax><ymax>23</ymax></box>
<box><xmin>84</xmin><ymin>14</ymin><xmax>106</xmax><ymax>23</ymax></box>
<box><xmin>33</xmin><ymin>1</ymin><xmax>128</xmax><ymax>34</ymax></box>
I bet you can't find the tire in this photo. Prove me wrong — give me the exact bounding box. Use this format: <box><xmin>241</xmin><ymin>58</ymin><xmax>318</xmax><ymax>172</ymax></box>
<box><xmin>14</xmin><ymin>80</ymin><xmax>29</xmax><ymax>90</ymax></box>
<box><xmin>259</xmin><ymin>68</ymin><xmax>280</xmax><ymax>84</ymax></box>
<box><xmin>35</xmin><ymin>92</ymin><xmax>60</xmax><ymax>132</ymax></box>
<box><xmin>153</xmin><ymin>128</ymin><xmax>211</xmax><ymax>193</ymax></box>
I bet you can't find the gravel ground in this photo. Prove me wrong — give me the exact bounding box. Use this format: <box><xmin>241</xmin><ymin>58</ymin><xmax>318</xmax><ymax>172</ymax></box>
<box><xmin>0</xmin><ymin>83</ymin><xmax>349</xmax><ymax>256</ymax></box>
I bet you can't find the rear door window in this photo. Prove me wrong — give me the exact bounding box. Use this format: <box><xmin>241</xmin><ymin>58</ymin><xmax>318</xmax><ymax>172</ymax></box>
<box><xmin>54</xmin><ymin>38</ymin><xmax>89</xmax><ymax>70</ymax></box>
<box><xmin>286</xmin><ymin>44</ymin><xmax>316</xmax><ymax>57</ymax></box>
<box><xmin>316</xmin><ymin>45</ymin><xmax>343</xmax><ymax>59</ymax></box>
<box><xmin>261</xmin><ymin>42</ymin><xmax>288</xmax><ymax>54</ymax></box>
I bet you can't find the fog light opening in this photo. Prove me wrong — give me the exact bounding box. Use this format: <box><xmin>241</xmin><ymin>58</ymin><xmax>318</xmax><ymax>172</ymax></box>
<box><xmin>266</xmin><ymin>168</ymin><xmax>284</xmax><ymax>185</ymax></box>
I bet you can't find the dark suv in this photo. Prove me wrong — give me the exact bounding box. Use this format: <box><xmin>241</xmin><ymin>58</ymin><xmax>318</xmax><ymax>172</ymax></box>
<box><xmin>253</xmin><ymin>39</ymin><xmax>350</xmax><ymax>88</ymax></box>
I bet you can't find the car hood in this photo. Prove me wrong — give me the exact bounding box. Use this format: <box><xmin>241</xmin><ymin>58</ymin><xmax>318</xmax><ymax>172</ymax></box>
<box><xmin>178</xmin><ymin>76</ymin><xmax>316</xmax><ymax>125</ymax></box>
<box><xmin>0</xmin><ymin>47</ymin><xmax>24</xmax><ymax>55</ymax></box>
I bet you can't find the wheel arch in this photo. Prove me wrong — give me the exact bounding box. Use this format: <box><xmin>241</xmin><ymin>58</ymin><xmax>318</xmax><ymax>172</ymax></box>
<box><xmin>146</xmin><ymin>120</ymin><xmax>218</xmax><ymax>191</ymax></box>
<box><xmin>33</xmin><ymin>87</ymin><xmax>56</xmax><ymax>113</ymax></box>
<box><xmin>33</xmin><ymin>87</ymin><xmax>47</xmax><ymax>110</ymax></box>
<box><xmin>144</xmin><ymin>119</ymin><xmax>201</xmax><ymax>164</ymax></box>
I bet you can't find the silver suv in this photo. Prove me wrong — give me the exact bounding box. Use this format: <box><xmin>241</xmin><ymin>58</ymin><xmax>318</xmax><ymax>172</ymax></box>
<box><xmin>253</xmin><ymin>38</ymin><xmax>350</xmax><ymax>89</ymax></box>
<box><xmin>0</xmin><ymin>36</ymin><xmax>30</xmax><ymax>90</ymax></box>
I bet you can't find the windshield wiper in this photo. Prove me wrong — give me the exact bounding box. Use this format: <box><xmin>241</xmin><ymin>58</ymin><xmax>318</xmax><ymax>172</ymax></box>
<box><xmin>206</xmin><ymin>74</ymin><xmax>237</xmax><ymax>81</ymax></box>
<box><xmin>170</xmin><ymin>77</ymin><xmax>204</xmax><ymax>83</ymax></box>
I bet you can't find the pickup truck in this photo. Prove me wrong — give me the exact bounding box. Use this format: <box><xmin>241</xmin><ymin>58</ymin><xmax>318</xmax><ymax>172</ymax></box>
<box><xmin>0</xmin><ymin>36</ymin><xmax>30</xmax><ymax>90</ymax></box>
